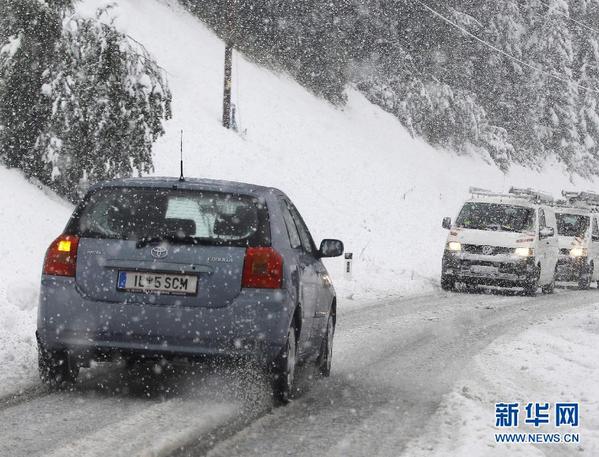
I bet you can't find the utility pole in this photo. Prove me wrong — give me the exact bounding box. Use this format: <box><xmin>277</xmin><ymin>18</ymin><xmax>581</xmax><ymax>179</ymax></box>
<box><xmin>222</xmin><ymin>45</ymin><xmax>232</xmax><ymax>129</ymax></box>
<box><xmin>222</xmin><ymin>0</ymin><xmax>233</xmax><ymax>129</ymax></box>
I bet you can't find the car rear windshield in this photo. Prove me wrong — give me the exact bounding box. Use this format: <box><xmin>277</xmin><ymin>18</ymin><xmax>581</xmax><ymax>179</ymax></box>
<box><xmin>556</xmin><ymin>213</ymin><xmax>589</xmax><ymax>237</ymax></box>
<box><xmin>455</xmin><ymin>202</ymin><xmax>535</xmax><ymax>233</ymax></box>
<box><xmin>66</xmin><ymin>187</ymin><xmax>270</xmax><ymax>247</ymax></box>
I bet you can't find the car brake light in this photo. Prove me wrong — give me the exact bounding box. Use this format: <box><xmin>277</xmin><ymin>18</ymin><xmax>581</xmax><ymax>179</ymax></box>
<box><xmin>242</xmin><ymin>247</ymin><xmax>283</xmax><ymax>289</ymax></box>
<box><xmin>43</xmin><ymin>235</ymin><xmax>80</xmax><ymax>277</ymax></box>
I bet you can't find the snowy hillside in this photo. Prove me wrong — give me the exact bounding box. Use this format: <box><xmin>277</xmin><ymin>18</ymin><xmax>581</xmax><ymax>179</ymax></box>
<box><xmin>76</xmin><ymin>0</ymin><xmax>599</xmax><ymax>299</ymax></box>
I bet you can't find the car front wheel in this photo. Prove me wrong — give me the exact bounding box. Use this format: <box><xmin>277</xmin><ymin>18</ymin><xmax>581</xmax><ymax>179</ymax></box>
<box><xmin>317</xmin><ymin>314</ymin><xmax>335</xmax><ymax>377</ymax></box>
<box><xmin>272</xmin><ymin>325</ymin><xmax>297</xmax><ymax>404</ymax></box>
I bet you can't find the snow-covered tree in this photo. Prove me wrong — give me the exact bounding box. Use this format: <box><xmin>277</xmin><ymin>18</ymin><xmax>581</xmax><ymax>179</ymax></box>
<box><xmin>35</xmin><ymin>12</ymin><xmax>172</xmax><ymax>199</ymax></box>
<box><xmin>528</xmin><ymin>0</ymin><xmax>582</xmax><ymax>169</ymax></box>
<box><xmin>0</xmin><ymin>0</ymin><xmax>62</xmax><ymax>176</ymax></box>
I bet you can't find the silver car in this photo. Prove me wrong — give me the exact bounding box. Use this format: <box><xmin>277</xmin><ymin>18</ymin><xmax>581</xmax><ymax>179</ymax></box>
<box><xmin>37</xmin><ymin>177</ymin><xmax>344</xmax><ymax>402</ymax></box>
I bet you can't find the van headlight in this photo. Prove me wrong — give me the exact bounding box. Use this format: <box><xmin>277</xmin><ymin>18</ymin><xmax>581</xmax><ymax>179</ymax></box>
<box><xmin>514</xmin><ymin>247</ymin><xmax>534</xmax><ymax>257</ymax></box>
<box><xmin>570</xmin><ymin>247</ymin><xmax>587</xmax><ymax>257</ymax></box>
<box><xmin>447</xmin><ymin>241</ymin><xmax>462</xmax><ymax>252</ymax></box>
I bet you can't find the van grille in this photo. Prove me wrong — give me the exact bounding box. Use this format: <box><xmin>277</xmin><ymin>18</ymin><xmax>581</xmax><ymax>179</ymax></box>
<box><xmin>462</xmin><ymin>244</ymin><xmax>513</xmax><ymax>255</ymax></box>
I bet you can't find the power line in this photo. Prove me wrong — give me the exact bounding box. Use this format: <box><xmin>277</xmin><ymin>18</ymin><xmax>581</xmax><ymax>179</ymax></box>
<box><xmin>410</xmin><ymin>0</ymin><xmax>599</xmax><ymax>94</ymax></box>
<box><xmin>537</xmin><ymin>0</ymin><xmax>599</xmax><ymax>37</ymax></box>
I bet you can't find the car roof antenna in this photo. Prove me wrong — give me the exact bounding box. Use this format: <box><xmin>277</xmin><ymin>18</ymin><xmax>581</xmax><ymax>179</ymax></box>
<box><xmin>179</xmin><ymin>129</ymin><xmax>185</xmax><ymax>182</ymax></box>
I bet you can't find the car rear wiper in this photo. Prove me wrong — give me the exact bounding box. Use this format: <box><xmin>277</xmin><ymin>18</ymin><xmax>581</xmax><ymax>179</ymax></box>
<box><xmin>136</xmin><ymin>234</ymin><xmax>201</xmax><ymax>248</ymax></box>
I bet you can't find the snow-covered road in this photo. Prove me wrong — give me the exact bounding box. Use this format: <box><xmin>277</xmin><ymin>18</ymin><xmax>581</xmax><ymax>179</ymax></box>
<box><xmin>1</xmin><ymin>288</ymin><xmax>596</xmax><ymax>457</ymax></box>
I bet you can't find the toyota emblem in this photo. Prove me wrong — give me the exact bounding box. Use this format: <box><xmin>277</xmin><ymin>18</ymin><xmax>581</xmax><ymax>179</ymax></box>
<box><xmin>151</xmin><ymin>246</ymin><xmax>168</xmax><ymax>259</ymax></box>
<box><xmin>482</xmin><ymin>245</ymin><xmax>493</xmax><ymax>255</ymax></box>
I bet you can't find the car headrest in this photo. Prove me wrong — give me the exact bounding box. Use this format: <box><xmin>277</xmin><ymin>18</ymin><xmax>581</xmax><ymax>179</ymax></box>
<box><xmin>213</xmin><ymin>206</ymin><xmax>257</xmax><ymax>238</ymax></box>
<box><xmin>106</xmin><ymin>205</ymin><xmax>132</xmax><ymax>233</ymax></box>
<box><xmin>163</xmin><ymin>218</ymin><xmax>196</xmax><ymax>237</ymax></box>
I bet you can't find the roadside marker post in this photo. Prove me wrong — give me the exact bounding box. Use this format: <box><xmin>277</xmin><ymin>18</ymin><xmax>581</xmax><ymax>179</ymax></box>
<box><xmin>344</xmin><ymin>252</ymin><xmax>353</xmax><ymax>280</ymax></box>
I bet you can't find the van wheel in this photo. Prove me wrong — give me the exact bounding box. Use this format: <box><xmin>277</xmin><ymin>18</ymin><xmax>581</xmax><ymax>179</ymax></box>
<box><xmin>542</xmin><ymin>266</ymin><xmax>557</xmax><ymax>295</ymax></box>
<box><xmin>578</xmin><ymin>263</ymin><xmax>593</xmax><ymax>290</ymax></box>
<box><xmin>523</xmin><ymin>266</ymin><xmax>540</xmax><ymax>296</ymax></box>
<box><xmin>272</xmin><ymin>325</ymin><xmax>297</xmax><ymax>404</ymax></box>
<box><xmin>441</xmin><ymin>274</ymin><xmax>455</xmax><ymax>291</ymax></box>
<box><xmin>317</xmin><ymin>315</ymin><xmax>335</xmax><ymax>377</ymax></box>
<box><xmin>38</xmin><ymin>344</ymin><xmax>79</xmax><ymax>388</ymax></box>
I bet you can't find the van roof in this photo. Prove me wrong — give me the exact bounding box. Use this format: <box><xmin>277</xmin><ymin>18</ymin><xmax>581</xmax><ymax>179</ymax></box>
<box><xmin>88</xmin><ymin>177</ymin><xmax>286</xmax><ymax>199</ymax></box>
<box><xmin>553</xmin><ymin>205</ymin><xmax>593</xmax><ymax>216</ymax></box>
<box><xmin>466</xmin><ymin>195</ymin><xmax>541</xmax><ymax>208</ymax></box>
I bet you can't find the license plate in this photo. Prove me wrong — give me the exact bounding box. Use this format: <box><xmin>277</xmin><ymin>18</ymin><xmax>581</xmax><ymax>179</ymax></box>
<box><xmin>469</xmin><ymin>265</ymin><xmax>499</xmax><ymax>275</ymax></box>
<box><xmin>117</xmin><ymin>271</ymin><xmax>198</xmax><ymax>295</ymax></box>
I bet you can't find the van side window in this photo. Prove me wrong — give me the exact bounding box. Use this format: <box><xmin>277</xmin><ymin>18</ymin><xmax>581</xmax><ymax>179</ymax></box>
<box><xmin>279</xmin><ymin>200</ymin><xmax>301</xmax><ymax>249</ymax></box>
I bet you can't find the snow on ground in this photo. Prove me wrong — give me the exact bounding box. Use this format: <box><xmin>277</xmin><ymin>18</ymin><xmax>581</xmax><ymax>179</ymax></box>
<box><xmin>0</xmin><ymin>168</ymin><xmax>72</xmax><ymax>395</ymax></box>
<box><xmin>403</xmin><ymin>303</ymin><xmax>599</xmax><ymax>457</ymax></box>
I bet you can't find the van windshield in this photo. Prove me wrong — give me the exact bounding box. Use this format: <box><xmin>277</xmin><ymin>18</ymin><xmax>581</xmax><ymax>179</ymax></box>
<box><xmin>67</xmin><ymin>187</ymin><xmax>270</xmax><ymax>247</ymax></box>
<box><xmin>556</xmin><ymin>213</ymin><xmax>589</xmax><ymax>237</ymax></box>
<box><xmin>455</xmin><ymin>202</ymin><xmax>535</xmax><ymax>233</ymax></box>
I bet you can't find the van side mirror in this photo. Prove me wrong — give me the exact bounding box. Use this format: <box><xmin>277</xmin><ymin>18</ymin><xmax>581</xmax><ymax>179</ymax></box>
<box><xmin>539</xmin><ymin>227</ymin><xmax>554</xmax><ymax>239</ymax></box>
<box><xmin>442</xmin><ymin>217</ymin><xmax>452</xmax><ymax>230</ymax></box>
<box><xmin>593</xmin><ymin>234</ymin><xmax>599</xmax><ymax>242</ymax></box>
<box><xmin>318</xmin><ymin>239</ymin><xmax>344</xmax><ymax>258</ymax></box>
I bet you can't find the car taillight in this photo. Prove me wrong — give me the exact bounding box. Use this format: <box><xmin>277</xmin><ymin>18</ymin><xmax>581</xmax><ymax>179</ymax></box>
<box><xmin>43</xmin><ymin>235</ymin><xmax>80</xmax><ymax>277</ymax></box>
<box><xmin>242</xmin><ymin>247</ymin><xmax>283</xmax><ymax>289</ymax></box>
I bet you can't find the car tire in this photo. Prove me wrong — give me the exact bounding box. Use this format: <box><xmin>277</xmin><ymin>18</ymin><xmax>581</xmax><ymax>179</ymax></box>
<box><xmin>523</xmin><ymin>265</ymin><xmax>540</xmax><ymax>296</ymax></box>
<box><xmin>317</xmin><ymin>314</ymin><xmax>335</xmax><ymax>377</ymax></box>
<box><xmin>272</xmin><ymin>325</ymin><xmax>297</xmax><ymax>404</ymax></box>
<box><xmin>441</xmin><ymin>274</ymin><xmax>456</xmax><ymax>291</ymax></box>
<box><xmin>38</xmin><ymin>344</ymin><xmax>79</xmax><ymax>388</ymax></box>
<box><xmin>578</xmin><ymin>263</ymin><xmax>593</xmax><ymax>290</ymax></box>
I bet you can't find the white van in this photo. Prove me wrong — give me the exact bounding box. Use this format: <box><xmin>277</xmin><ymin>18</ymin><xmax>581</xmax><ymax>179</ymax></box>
<box><xmin>441</xmin><ymin>187</ymin><xmax>559</xmax><ymax>295</ymax></box>
<box><xmin>554</xmin><ymin>191</ymin><xmax>599</xmax><ymax>289</ymax></box>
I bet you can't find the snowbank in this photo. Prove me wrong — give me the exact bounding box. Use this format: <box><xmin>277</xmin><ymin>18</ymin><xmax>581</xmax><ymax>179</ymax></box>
<box><xmin>403</xmin><ymin>304</ymin><xmax>599</xmax><ymax>456</ymax></box>
<box><xmin>0</xmin><ymin>167</ymin><xmax>72</xmax><ymax>395</ymax></box>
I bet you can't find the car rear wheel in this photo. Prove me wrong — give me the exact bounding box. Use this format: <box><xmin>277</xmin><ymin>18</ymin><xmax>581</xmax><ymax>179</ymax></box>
<box><xmin>317</xmin><ymin>314</ymin><xmax>335</xmax><ymax>377</ymax></box>
<box><xmin>272</xmin><ymin>325</ymin><xmax>297</xmax><ymax>404</ymax></box>
<box><xmin>38</xmin><ymin>344</ymin><xmax>79</xmax><ymax>388</ymax></box>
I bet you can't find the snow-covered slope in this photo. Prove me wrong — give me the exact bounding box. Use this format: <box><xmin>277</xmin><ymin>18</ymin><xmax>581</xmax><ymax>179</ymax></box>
<box><xmin>76</xmin><ymin>0</ymin><xmax>598</xmax><ymax>300</ymax></box>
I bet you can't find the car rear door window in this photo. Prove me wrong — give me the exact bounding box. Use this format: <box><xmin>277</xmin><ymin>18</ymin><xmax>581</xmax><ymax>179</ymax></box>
<box><xmin>280</xmin><ymin>200</ymin><xmax>302</xmax><ymax>249</ymax></box>
<box><xmin>289</xmin><ymin>204</ymin><xmax>316</xmax><ymax>255</ymax></box>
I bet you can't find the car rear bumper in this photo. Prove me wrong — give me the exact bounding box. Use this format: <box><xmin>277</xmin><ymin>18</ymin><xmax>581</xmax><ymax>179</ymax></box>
<box><xmin>37</xmin><ymin>276</ymin><xmax>293</xmax><ymax>365</ymax></box>
<box><xmin>442</xmin><ymin>251</ymin><xmax>537</xmax><ymax>287</ymax></box>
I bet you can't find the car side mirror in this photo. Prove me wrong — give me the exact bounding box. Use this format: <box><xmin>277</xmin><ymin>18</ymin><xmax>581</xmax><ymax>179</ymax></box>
<box><xmin>539</xmin><ymin>227</ymin><xmax>554</xmax><ymax>239</ymax></box>
<box><xmin>442</xmin><ymin>217</ymin><xmax>452</xmax><ymax>230</ymax></box>
<box><xmin>318</xmin><ymin>239</ymin><xmax>344</xmax><ymax>258</ymax></box>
